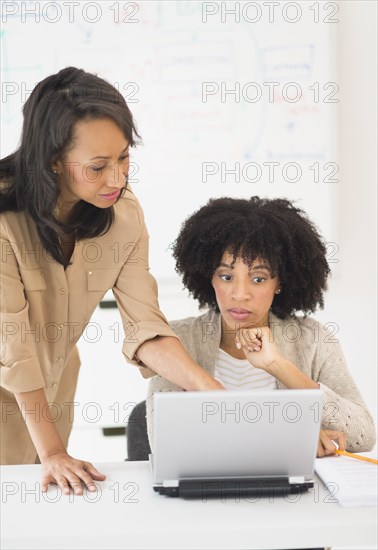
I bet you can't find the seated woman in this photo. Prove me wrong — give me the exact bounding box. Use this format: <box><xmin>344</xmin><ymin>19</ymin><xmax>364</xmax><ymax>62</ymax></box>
<box><xmin>145</xmin><ymin>196</ymin><xmax>376</xmax><ymax>457</ymax></box>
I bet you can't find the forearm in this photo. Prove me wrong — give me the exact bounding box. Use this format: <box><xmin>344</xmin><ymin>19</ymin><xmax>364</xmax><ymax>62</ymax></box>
<box><xmin>14</xmin><ymin>388</ymin><xmax>67</xmax><ymax>461</ymax></box>
<box><xmin>267</xmin><ymin>356</ymin><xmax>320</xmax><ymax>389</ymax></box>
<box><xmin>239</xmin><ymin>327</ymin><xmax>320</xmax><ymax>389</ymax></box>
<box><xmin>137</xmin><ymin>336</ymin><xmax>223</xmax><ymax>390</ymax></box>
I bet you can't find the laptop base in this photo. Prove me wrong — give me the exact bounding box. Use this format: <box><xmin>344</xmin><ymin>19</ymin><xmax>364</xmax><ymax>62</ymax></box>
<box><xmin>154</xmin><ymin>477</ymin><xmax>314</xmax><ymax>498</ymax></box>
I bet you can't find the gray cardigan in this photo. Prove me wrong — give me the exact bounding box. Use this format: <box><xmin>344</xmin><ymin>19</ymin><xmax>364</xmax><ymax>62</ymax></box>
<box><xmin>147</xmin><ymin>309</ymin><xmax>376</xmax><ymax>452</ymax></box>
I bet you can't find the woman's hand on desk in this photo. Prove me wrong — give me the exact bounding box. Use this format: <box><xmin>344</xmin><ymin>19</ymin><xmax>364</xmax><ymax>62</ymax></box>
<box><xmin>317</xmin><ymin>429</ymin><xmax>346</xmax><ymax>458</ymax></box>
<box><xmin>41</xmin><ymin>452</ymin><xmax>106</xmax><ymax>495</ymax></box>
<box><xmin>14</xmin><ymin>388</ymin><xmax>106</xmax><ymax>495</ymax></box>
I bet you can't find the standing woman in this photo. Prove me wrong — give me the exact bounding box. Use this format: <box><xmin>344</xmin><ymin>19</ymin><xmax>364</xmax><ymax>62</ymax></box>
<box><xmin>0</xmin><ymin>67</ymin><xmax>222</xmax><ymax>492</ymax></box>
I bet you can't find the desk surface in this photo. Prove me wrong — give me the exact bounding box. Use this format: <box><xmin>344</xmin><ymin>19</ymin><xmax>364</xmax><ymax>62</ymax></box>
<box><xmin>1</xmin><ymin>461</ymin><xmax>377</xmax><ymax>550</ymax></box>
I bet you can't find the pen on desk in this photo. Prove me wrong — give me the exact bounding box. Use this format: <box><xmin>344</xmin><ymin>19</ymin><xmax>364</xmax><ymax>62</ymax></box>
<box><xmin>335</xmin><ymin>450</ymin><xmax>378</xmax><ymax>465</ymax></box>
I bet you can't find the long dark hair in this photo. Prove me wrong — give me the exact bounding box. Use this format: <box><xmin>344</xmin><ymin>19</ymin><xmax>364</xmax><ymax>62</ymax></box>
<box><xmin>0</xmin><ymin>67</ymin><xmax>141</xmax><ymax>266</ymax></box>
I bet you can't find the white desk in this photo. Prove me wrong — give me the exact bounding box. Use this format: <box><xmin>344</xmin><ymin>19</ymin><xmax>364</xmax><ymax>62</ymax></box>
<box><xmin>1</xmin><ymin>461</ymin><xmax>377</xmax><ymax>550</ymax></box>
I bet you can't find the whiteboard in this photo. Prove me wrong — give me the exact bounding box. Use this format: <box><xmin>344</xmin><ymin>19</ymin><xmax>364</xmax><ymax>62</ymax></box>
<box><xmin>1</xmin><ymin>0</ymin><xmax>339</xmax><ymax>286</ymax></box>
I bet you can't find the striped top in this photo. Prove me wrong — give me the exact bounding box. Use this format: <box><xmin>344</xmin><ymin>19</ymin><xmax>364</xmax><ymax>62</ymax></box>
<box><xmin>214</xmin><ymin>348</ymin><xmax>278</xmax><ymax>391</ymax></box>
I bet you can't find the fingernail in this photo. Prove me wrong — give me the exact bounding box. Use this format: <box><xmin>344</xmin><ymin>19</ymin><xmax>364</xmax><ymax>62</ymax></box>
<box><xmin>254</xmin><ymin>347</ymin><xmax>259</xmax><ymax>351</ymax></box>
<box><xmin>88</xmin><ymin>485</ymin><xmax>96</xmax><ymax>491</ymax></box>
<box><xmin>235</xmin><ymin>342</ymin><xmax>241</xmax><ymax>349</ymax></box>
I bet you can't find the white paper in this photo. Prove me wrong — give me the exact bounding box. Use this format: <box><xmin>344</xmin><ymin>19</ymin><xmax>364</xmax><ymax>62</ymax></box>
<box><xmin>315</xmin><ymin>454</ymin><xmax>378</xmax><ymax>507</ymax></box>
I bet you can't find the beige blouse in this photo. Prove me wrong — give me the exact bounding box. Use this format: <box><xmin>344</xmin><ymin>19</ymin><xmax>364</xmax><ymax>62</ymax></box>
<box><xmin>0</xmin><ymin>188</ymin><xmax>177</xmax><ymax>464</ymax></box>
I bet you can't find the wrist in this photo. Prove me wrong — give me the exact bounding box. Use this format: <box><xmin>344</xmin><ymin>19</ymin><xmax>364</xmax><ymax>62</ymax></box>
<box><xmin>39</xmin><ymin>447</ymin><xmax>67</xmax><ymax>463</ymax></box>
<box><xmin>202</xmin><ymin>378</ymin><xmax>225</xmax><ymax>390</ymax></box>
<box><xmin>266</xmin><ymin>356</ymin><xmax>319</xmax><ymax>389</ymax></box>
<box><xmin>191</xmin><ymin>369</ymin><xmax>225</xmax><ymax>391</ymax></box>
<box><xmin>264</xmin><ymin>354</ymin><xmax>284</xmax><ymax>375</ymax></box>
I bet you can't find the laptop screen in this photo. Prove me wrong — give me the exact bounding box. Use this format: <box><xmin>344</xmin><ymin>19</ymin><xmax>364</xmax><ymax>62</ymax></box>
<box><xmin>151</xmin><ymin>389</ymin><xmax>323</xmax><ymax>484</ymax></box>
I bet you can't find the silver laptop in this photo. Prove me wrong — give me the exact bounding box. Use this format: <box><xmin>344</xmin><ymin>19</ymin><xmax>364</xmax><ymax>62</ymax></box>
<box><xmin>150</xmin><ymin>389</ymin><xmax>323</xmax><ymax>498</ymax></box>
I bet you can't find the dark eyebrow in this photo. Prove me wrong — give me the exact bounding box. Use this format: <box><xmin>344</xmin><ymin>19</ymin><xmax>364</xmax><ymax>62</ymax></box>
<box><xmin>217</xmin><ymin>262</ymin><xmax>271</xmax><ymax>271</ymax></box>
<box><xmin>90</xmin><ymin>145</ymin><xmax>129</xmax><ymax>161</ymax></box>
<box><xmin>250</xmin><ymin>264</ymin><xmax>270</xmax><ymax>271</ymax></box>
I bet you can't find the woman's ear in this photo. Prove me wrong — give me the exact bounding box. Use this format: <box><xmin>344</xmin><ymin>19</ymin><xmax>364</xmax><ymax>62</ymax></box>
<box><xmin>50</xmin><ymin>158</ymin><xmax>63</xmax><ymax>175</ymax></box>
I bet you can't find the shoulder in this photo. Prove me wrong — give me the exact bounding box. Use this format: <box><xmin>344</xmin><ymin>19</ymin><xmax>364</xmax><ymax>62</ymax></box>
<box><xmin>271</xmin><ymin>311</ymin><xmax>326</xmax><ymax>333</ymax></box>
<box><xmin>169</xmin><ymin>310</ymin><xmax>220</xmax><ymax>341</ymax></box>
<box><xmin>169</xmin><ymin>309</ymin><xmax>220</xmax><ymax>331</ymax></box>
<box><xmin>0</xmin><ymin>208</ymin><xmax>29</xmax><ymax>239</ymax></box>
<box><xmin>111</xmin><ymin>186</ymin><xmax>146</xmax><ymax>233</ymax></box>
<box><xmin>114</xmin><ymin>186</ymin><xmax>142</xmax><ymax>214</ymax></box>
<box><xmin>292</xmin><ymin>315</ymin><xmax>336</xmax><ymax>342</ymax></box>
<box><xmin>270</xmin><ymin>312</ymin><xmax>341</xmax><ymax>353</ymax></box>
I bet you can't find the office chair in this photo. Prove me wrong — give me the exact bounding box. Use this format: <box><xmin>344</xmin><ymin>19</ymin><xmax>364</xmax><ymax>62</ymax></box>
<box><xmin>126</xmin><ymin>400</ymin><xmax>151</xmax><ymax>461</ymax></box>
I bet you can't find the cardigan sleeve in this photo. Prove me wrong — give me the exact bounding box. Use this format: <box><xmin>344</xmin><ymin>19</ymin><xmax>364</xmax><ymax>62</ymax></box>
<box><xmin>312</xmin><ymin>321</ymin><xmax>376</xmax><ymax>452</ymax></box>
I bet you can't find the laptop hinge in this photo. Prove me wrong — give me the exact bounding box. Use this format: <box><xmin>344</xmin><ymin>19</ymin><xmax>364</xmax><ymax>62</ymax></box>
<box><xmin>288</xmin><ymin>476</ymin><xmax>306</xmax><ymax>484</ymax></box>
<box><xmin>162</xmin><ymin>479</ymin><xmax>179</xmax><ymax>487</ymax></box>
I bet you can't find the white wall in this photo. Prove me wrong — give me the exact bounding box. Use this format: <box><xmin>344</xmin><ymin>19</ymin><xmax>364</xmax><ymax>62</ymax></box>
<box><xmin>156</xmin><ymin>1</ymin><xmax>378</xmax><ymax>425</ymax></box>
<box><xmin>327</xmin><ymin>0</ymin><xmax>377</xmax><ymax>420</ymax></box>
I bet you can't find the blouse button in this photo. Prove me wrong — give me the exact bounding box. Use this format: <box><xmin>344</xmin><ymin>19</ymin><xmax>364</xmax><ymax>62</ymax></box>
<box><xmin>51</xmin><ymin>382</ymin><xmax>57</xmax><ymax>388</ymax></box>
<box><xmin>59</xmin><ymin>288</ymin><xmax>65</xmax><ymax>294</ymax></box>
<box><xmin>58</xmin><ymin>324</ymin><xmax>63</xmax><ymax>329</ymax></box>
<box><xmin>88</xmin><ymin>271</ymin><xmax>93</xmax><ymax>275</ymax></box>
<box><xmin>57</xmin><ymin>356</ymin><xmax>63</xmax><ymax>361</ymax></box>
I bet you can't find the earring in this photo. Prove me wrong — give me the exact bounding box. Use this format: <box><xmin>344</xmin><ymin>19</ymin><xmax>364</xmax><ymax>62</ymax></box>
<box><xmin>275</xmin><ymin>288</ymin><xmax>281</xmax><ymax>294</ymax></box>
